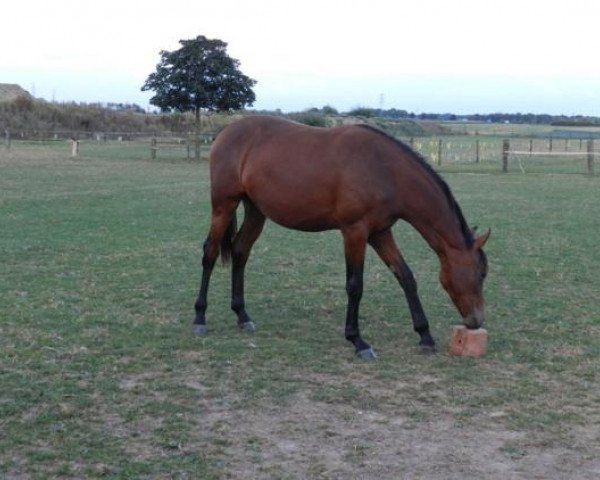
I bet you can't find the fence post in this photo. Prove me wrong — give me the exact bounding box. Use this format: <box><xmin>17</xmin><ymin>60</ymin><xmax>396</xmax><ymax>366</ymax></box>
<box><xmin>4</xmin><ymin>129</ymin><xmax>10</xmax><ymax>151</ymax></box>
<box><xmin>475</xmin><ymin>139</ymin><xmax>480</xmax><ymax>163</ymax></box>
<box><xmin>502</xmin><ymin>139</ymin><xmax>509</xmax><ymax>172</ymax></box>
<box><xmin>409</xmin><ymin>137</ymin><xmax>414</xmax><ymax>149</ymax></box>
<box><xmin>71</xmin><ymin>138</ymin><xmax>80</xmax><ymax>157</ymax></box>
<box><xmin>437</xmin><ymin>139</ymin><xmax>443</xmax><ymax>166</ymax></box>
<box><xmin>195</xmin><ymin>137</ymin><xmax>201</xmax><ymax>162</ymax></box>
<box><xmin>529</xmin><ymin>139</ymin><xmax>533</xmax><ymax>156</ymax></box>
<box><xmin>549</xmin><ymin>137</ymin><xmax>553</xmax><ymax>152</ymax></box>
<box><xmin>587</xmin><ymin>139</ymin><xmax>595</xmax><ymax>175</ymax></box>
<box><xmin>151</xmin><ymin>137</ymin><xmax>157</xmax><ymax>160</ymax></box>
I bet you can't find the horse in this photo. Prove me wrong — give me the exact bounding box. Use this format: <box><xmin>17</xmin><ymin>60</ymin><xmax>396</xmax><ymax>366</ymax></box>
<box><xmin>192</xmin><ymin>116</ymin><xmax>490</xmax><ymax>358</ymax></box>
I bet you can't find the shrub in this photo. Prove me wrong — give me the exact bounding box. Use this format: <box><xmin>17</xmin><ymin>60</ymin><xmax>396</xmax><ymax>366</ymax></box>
<box><xmin>347</xmin><ymin>107</ymin><xmax>376</xmax><ymax>118</ymax></box>
<box><xmin>287</xmin><ymin>111</ymin><xmax>328</xmax><ymax>127</ymax></box>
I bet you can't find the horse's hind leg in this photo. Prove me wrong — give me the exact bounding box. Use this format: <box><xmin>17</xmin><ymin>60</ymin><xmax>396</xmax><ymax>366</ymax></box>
<box><xmin>231</xmin><ymin>199</ymin><xmax>266</xmax><ymax>330</ymax></box>
<box><xmin>369</xmin><ymin>228</ymin><xmax>436</xmax><ymax>352</ymax></box>
<box><xmin>193</xmin><ymin>199</ymin><xmax>239</xmax><ymax>334</ymax></box>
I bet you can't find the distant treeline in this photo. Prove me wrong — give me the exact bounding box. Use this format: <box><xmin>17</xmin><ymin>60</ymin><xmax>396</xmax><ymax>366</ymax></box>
<box><xmin>342</xmin><ymin>107</ymin><xmax>600</xmax><ymax>126</ymax></box>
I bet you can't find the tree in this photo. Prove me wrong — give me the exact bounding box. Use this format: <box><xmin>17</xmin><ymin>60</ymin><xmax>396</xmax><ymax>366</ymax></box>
<box><xmin>142</xmin><ymin>36</ymin><xmax>256</xmax><ymax>122</ymax></box>
<box><xmin>321</xmin><ymin>105</ymin><xmax>338</xmax><ymax>115</ymax></box>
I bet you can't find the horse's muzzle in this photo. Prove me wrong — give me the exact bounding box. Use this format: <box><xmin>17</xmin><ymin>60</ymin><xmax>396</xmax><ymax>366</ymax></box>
<box><xmin>463</xmin><ymin>307</ymin><xmax>484</xmax><ymax>329</ymax></box>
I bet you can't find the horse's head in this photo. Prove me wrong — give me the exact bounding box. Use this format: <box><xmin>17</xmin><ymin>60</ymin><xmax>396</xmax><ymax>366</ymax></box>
<box><xmin>439</xmin><ymin>229</ymin><xmax>490</xmax><ymax>329</ymax></box>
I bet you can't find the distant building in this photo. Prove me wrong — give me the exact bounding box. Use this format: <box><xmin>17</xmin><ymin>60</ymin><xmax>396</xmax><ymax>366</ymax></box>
<box><xmin>0</xmin><ymin>84</ymin><xmax>32</xmax><ymax>102</ymax></box>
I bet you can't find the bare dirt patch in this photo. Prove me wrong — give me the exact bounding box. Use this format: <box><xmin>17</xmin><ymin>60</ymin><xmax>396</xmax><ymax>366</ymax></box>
<box><xmin>188</xmin><ymin>384</ymin><xmax>600</xmax><ymax>479</ymax></box>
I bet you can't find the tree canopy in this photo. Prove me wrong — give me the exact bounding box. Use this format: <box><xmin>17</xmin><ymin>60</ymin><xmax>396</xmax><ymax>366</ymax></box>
<box><xmin>142</xmin><ymin>36</ymin><xmax>256</xmax><ymax>119</ymax></box>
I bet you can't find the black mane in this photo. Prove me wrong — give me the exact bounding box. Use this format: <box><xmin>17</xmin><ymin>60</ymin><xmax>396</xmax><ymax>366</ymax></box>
<box><xmin>357</xmin><ymin>124</ymin><xmax>475</xmax><ymax>248</ymax></box>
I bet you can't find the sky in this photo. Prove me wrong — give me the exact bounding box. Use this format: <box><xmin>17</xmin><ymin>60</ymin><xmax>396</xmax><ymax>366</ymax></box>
<box><xmin>2</xmin><ymin>0</ymin><xmax>600</xmax><ymax>115</ymax></box>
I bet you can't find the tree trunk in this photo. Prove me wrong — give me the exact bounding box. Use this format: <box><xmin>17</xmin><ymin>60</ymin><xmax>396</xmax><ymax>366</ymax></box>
<box><xmin>195</xmin><ymin>107</ymin><xmax>201</xmax><ymax>161</ymax></box>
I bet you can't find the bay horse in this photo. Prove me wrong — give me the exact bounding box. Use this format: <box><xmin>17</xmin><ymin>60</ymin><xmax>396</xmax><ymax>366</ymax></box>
<box><xmin>193</xmin><ymin>116</ymin><xmax>490</xmax><ymax>358</ymax></box>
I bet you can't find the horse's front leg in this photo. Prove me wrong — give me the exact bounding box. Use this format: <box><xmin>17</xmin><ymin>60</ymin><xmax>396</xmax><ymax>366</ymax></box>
<box><xmin>369</xmin><ymin>229</ymin><xmax>436</xmax><ymax>353</ymax></box>
<box><xmin>342</xmin><ymin>227</ymin><xmax>375</xmax><ymax>359</ymax></box>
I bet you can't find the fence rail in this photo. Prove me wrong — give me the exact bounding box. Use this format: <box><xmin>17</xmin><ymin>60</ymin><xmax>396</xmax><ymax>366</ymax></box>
<box><xmin>1</xmin><ymin>129</ymin><xmax>597</xmax><ymax>175</ymax></box>
<box><xmin>0</xmin><ymin>129</ymin><xmax>213</xmax><ymax>142</ymax></box>
<box><xmin>149</xmin><ymin>134</ymin><xmax>213</xmax><ymax>161</ymax></box>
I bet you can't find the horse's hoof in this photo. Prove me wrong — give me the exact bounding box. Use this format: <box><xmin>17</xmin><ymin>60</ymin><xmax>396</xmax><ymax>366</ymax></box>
<box><xmin>239</xmin><ymin>321</ymin><xmax>256</xmax><ymax>332</ymax></box>
<box><xmin>193</xmin><ymin>324</ymin><xmax>208</xmax><ymax>335</ymax></box>
<box><xmin>418</xmin><ymin>344</ymin><xmax>436</xmax><ymax>355</ymax></box>
<box><xmin>356</xmin><ymin>347</ymin><xmax>377</xmax><ymax>360</ymax></box>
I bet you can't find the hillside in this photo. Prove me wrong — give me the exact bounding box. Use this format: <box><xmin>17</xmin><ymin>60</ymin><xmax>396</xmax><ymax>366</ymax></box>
<box><xmin>0</xmin><ymin>97</ymin><xmax>200</xmax><ymax>135</ymax></box>
<box><xmin>0</xmin><ymin>98</ymin><xmax>432</xmax><ymax>139</ymax></box>
<box><xmin>0</xmin><ymin>84</ymin><xmax>32</xmax><ymax>102</ymax></box>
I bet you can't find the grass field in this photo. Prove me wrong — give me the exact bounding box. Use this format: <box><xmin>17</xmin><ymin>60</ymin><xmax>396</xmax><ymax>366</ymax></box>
<box><xmin>1</xmin><ymin>141</ymin><xmax>599</xmax><ymax>479</ymax></box>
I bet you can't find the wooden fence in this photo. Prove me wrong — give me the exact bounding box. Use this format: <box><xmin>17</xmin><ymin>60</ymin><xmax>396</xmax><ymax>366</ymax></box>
<box><xmin>499</xmin><ymin>138</ymin><xmax>595</xmax><ymax>174</ymax></box>
<box><xmin>404</xmin><ymin>137</ymin><xmax>596</xmax><ymax>175</ymax></box>
<box><xmin>150</xmin><ymin>134</ymin><xmax>213</xmax><ymax>161</ymax></box>
<box><xmin>2</xmin><ymin>129</ymin><xmax>596</xmax><ymax>175</ymax></box>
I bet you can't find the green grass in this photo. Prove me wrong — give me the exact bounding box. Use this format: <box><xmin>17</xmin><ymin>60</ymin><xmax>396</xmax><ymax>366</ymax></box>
<box><xmin>1</xmin><ymin>141</ymin><xmax>599</xmax><ymax>478</ymax></box>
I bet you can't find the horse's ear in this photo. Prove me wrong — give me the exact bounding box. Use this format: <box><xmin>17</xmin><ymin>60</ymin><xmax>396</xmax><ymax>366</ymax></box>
<box><xmin>474</xmin><ymin>229</ymin><xmax>491</xmax><ymax>249</ymax></box>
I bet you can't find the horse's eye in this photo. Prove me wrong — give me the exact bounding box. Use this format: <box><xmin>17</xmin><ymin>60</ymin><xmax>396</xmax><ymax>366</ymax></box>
<box><xmin>478</xmin><ymin>251</ymin><xmax>488</xmax><ymax>281</ymax></box>
<box><xmin>480</xmin><ymin>265</ymin><xmax>488</xmax><ymax>281</ymax></box>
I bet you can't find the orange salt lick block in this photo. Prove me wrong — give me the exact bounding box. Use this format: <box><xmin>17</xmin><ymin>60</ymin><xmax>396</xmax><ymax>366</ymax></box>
<box><xmin>449</xmin><ymin>326</ymin><xmax>488</xmax><ymax>357</ymax></box>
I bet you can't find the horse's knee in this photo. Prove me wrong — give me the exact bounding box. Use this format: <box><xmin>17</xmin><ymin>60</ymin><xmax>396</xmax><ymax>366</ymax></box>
<box><xmin>345</xmin><ymin>275</ymin><xmax>363</xmax><ymax>300</ymax></box>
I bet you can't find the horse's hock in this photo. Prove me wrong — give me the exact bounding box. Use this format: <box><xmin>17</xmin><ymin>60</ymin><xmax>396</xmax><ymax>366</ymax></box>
<box><xmin>449</xmin><ymin>326</ymin><xmax>488</xmax><ymax>356</ymax></box>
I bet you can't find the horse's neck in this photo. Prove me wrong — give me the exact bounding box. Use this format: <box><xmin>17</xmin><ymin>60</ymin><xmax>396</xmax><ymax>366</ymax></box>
<box><xmin>414</xmin><ymin>218</ymin><xmax>465</xmax><ymax>259</ymax></box>
<box><xmin>402</xmin><ymin>184</ymin><xmax>468</xmax><ymax>258</ymax></box>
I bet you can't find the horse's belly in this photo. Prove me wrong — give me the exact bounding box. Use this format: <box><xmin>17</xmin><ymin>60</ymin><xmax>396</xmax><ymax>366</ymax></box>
<box><xmin>251</xmin><ymin>193</ymin><xmax>338</xmax><ymax>232</ymax></box>
<box><xmin>244</xmin><ymin>176</ymin><xmax>338</xmax><ymax>231</ymax></box>
<box><xmin>270</xmin><ymin>214</ymin><xmax>337</xmax><ymax>232</ymax></box>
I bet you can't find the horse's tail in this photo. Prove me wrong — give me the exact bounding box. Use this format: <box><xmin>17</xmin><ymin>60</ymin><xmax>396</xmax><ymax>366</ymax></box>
<box><xmin>220</xmin><ymin>215</ymin><xmax>237</xmax><ymax>266</ymax></box>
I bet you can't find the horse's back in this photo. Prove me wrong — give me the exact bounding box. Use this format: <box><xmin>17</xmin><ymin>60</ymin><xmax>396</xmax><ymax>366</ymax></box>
<box><xmin>211</xmin><ymin>115</ymin><xmax>376</xmax><ymax>186</ymax></box>
<box><xmin>209</xmin><ymin>116</ymin><xmax>397</xmax><ymax>231</ymax></box>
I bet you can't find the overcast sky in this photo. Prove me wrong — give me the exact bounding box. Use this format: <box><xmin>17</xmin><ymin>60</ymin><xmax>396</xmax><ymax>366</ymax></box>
<box><xmin>2</xmin><ymin>0</ymin><xmax>600</xmax><ymax>115</ymax></box>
